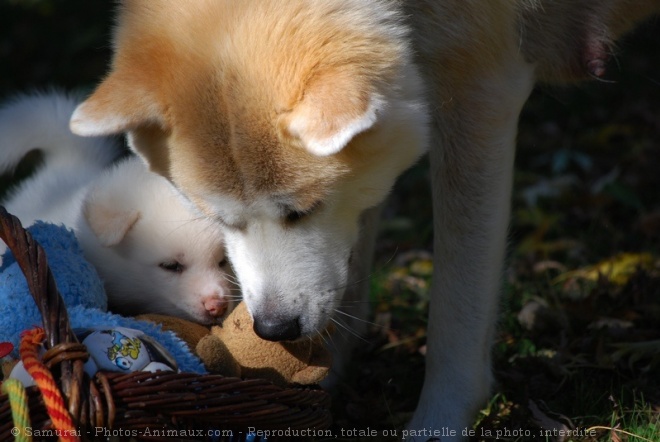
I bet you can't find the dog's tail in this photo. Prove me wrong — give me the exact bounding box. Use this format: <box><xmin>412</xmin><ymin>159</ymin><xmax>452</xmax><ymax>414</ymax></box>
<box><xmin>0</xmin><ymin>90</ymin><xmax>121</xmax><ymax>177</ymax></box>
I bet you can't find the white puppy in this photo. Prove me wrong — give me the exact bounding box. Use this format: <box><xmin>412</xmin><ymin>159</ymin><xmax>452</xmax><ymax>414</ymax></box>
<box><xmin>0</xmin><ymin>92</ymin><xmax>235</xmax><ymax>323</ymax></box>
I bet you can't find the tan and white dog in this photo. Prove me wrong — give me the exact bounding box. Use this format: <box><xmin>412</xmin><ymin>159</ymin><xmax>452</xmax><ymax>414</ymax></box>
<box><xmin>69</xmin><ymin>0</ymin><xmax>660</xmax><ymax>438</ymax></box>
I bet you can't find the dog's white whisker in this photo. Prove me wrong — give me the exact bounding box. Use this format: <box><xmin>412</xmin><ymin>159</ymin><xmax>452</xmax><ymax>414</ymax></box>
<box><xmin>329</xmin><ymin>317</ymin><xmax>368</xmax><ymax>343</ymax></box>
<box><xmin>328</xmin><ymin>318</ymin><xmax>349</xmax><ymax>341</ymax></box>
<box><xmin>334</xmin><ymin>298</ymin><xmax>375</xmax><ymax>305</ymax></box>
<box><xmin>333</xmin><ymin>308</ymin><xmax>384</xmax><ymax>329</ymax></box>
<box><xmin>324</xmin><ymin>328</ymin><xmax>335</xmax><ymax>346</ymax></box>
<box><xmin>330</xmin><ymin>248</ymin><xmax>401</xmax><ymax>293</ymax></box>
<box><xmin>315</xmin><ymin>330</ymin><xmax>330</xmax><ymax>346</ymax></box>
<box><xmin>222</xmin><ymin>273</ymin><xmax>241</xmax><ymax>285</ymax></box>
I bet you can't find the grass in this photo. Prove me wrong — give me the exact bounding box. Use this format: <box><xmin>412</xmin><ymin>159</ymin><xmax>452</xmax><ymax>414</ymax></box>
<box><xmin>1</xmin><ymin>3</ymin><xmax>659</xmax><ymax>441</ymax></box>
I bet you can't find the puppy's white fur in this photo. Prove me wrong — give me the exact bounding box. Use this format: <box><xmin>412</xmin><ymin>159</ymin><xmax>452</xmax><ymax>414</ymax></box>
<box><xmin>0</xmin><ymin>92</ymin><xmax>234</xmax><ymax>324</ymax></box>
<box><xmin>68</xmin><ymin>0</ymin><xmax>660</xmax><ymax>438</ymax></box>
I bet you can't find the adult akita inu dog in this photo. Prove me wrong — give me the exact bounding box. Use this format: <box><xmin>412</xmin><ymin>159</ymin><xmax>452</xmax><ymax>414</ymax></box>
<box><xmin>69</xmin><ymin>0</ymin><xmax>660</xmax><ymax>438</ymax></box>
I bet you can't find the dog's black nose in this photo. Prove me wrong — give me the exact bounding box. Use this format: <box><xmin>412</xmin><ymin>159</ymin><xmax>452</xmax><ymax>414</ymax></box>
<box><xmin>253</xmin><ymin>315</ymin><xmax>301</xmax><ymax>341</ymax></box>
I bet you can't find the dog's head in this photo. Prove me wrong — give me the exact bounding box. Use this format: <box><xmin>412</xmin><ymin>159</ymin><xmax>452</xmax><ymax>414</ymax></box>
<box><xmin>80</xmin><ymin>159</ymin><xmax>235</xmax><ymax>324</ymax></box>
<box><xmin>70</xmin><ymin>0</ymin><xmax>428</xmax><ymax>340</ymax></box>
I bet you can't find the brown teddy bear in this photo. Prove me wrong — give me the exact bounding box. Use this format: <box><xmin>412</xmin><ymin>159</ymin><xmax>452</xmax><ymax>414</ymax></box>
<box><xmin>196</xmin><ymin>302</ymin><xmax>332</xmax><ymax>386</ymax></box>
<box><xmin>137</xmin><ymin>302</ymin><xmax>331</xmax><ymax>387</ymax></box>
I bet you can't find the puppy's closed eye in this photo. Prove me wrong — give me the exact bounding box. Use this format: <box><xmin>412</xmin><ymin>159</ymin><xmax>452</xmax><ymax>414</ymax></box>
<box><xmin>159</xmin><ymin>261</ymin><xmax>184</xmax><ymax>273</ymax></box>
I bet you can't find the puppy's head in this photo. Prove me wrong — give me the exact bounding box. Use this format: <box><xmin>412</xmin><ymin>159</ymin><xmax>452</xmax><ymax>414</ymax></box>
<box><xmin>80</xmin><ymin>159</ymin><xmax>236</xmax><ymax>324</ymax></box>
<box><xmin>71</xmin><ymin>0</ymin><xmax>428</xmax><ymax>340</ymax></box>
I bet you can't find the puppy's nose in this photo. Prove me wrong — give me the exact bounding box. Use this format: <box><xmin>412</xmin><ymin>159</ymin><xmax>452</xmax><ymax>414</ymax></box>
<box><xmin>253</xmin><ymin>315</ymin><xmax>301</xmax><ymax>341</ymax></box>
<box><xmin>203</xmin><ymin>297</ymin><xmax>228</xmax><ymax>317</ymax></box>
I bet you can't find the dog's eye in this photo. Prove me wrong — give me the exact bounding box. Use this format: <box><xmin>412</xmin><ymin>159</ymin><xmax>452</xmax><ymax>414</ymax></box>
<box><xmin>159</xmin><ymin>261</ymin><xmax>184</xmax><ymax>273</ymax></box>
<box><xmin>219</xmin><ymin>258</ymin><xmax>229</xmax><ymax>268</ymax></box>
<box><xmin>284</xmin><ymin>201</ymin><xmax>322</xmax><ymax>224</ymax></box>
<box><xmin>285</xmin><ymin>210</ymin><xmax>308</xmax><ymax>223</ymax></box>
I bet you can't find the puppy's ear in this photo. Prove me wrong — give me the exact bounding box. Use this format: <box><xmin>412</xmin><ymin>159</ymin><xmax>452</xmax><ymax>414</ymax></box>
<box><xmin>70</xmin><ymin>72</ymin><xmax>164</xmax><ymax>137</ymax></box>
<box><xmin>284</xmin><ymin>70</ymin><xmax>384</xmax><ymax>157</ymax></box>
<box><xmin>83</xmin><ymin>196</ymin><xmax>140</xmax><ymax>247</ymax></box>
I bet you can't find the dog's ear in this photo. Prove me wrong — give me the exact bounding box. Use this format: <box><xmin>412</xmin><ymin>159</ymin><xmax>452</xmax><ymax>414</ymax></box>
<box><xmin>83</xmin><ymin>196</ymin><xmax>140</xmax><ymax>247</ymax></box>
<box><xmin>71</xmin><ymin>73</ymin><xmax>172</xmax><ymax>177</ymax></box>
<box><xmin>127</xmin><ymin>124</ymin><xmax>172</xmax><ymax>179</ymax></box>
<box><xmin>284</xmin><ymin>70</ymin><xmax>384</xmax><ymax>157</ymax></box>
<box><xmin>70</xmin><ymin>72</ymin><xmax>164</xmax><ymax>137</ymax></box>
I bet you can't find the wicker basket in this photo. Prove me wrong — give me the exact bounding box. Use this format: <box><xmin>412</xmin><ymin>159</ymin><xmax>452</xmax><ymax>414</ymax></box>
<box><xmin>0</xmin><ymin>206</ymin><xmax>331</xmax><ymax>441</ymax></box>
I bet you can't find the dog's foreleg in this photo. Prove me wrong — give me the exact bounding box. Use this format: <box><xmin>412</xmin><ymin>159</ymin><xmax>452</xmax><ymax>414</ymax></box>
<box><xmin>407</xmin><ymin>58</ymin><xmax>536</xmax><ymax>441</ymax></box>
<box><xmin>403</xmin><ymin>1</ymin><xmax>660</xmax><ymax>438</ymax></box>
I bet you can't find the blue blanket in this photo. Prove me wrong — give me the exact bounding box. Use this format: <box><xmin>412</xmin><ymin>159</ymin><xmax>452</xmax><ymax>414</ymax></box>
<box><xmin>0</xmin><ymin>222</ymin><xmax>205</xmax><ymax>374</ymax></box>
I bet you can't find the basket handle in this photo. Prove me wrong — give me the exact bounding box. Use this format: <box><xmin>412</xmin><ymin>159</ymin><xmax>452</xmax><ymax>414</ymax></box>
<box><xmin>0</xmin><ymin>206</ymin><xmax>76</xmax><ymax>349</ymax></box>
<box><xmin>0</xmin><ymin>206</ymin><xmax>86</xmax><ymax>419</ymax></box>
